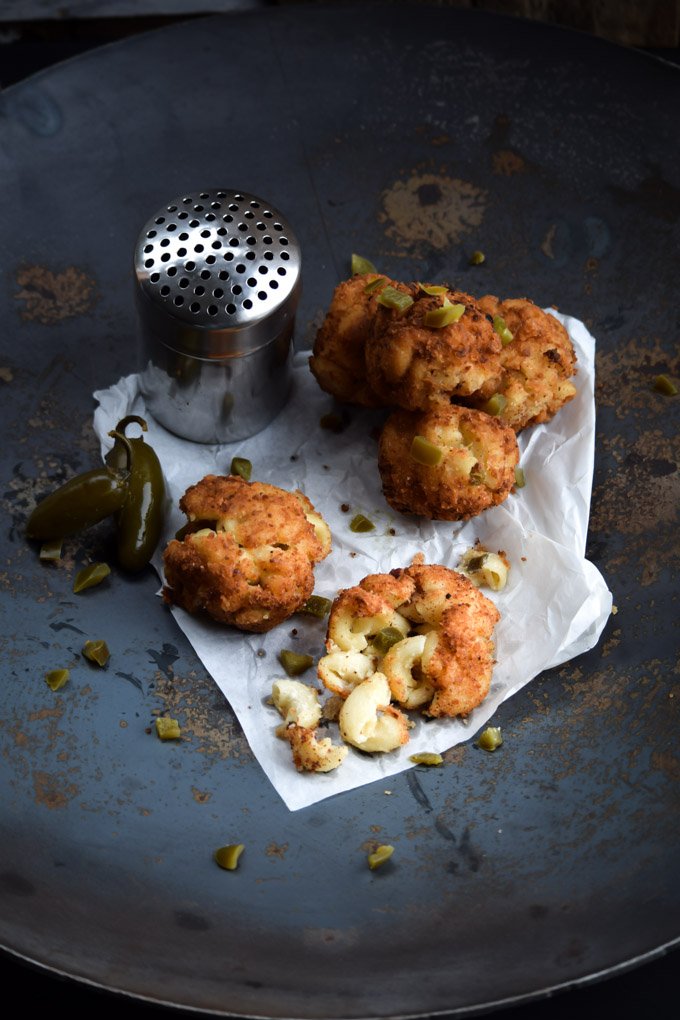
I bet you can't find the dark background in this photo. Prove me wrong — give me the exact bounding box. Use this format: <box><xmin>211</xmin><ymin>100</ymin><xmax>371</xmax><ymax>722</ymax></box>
<box><xmin>1</xmin><ymin>2</ymin><xmax>678</xmax><ymax>1018</ymax></box>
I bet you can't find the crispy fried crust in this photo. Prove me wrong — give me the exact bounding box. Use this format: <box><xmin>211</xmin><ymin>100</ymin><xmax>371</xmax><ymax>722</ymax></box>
<box><xmin>319</xmin><ymin>562</ymin><xmax>500</xmax><ymax>719</ymax></box>
<box><xmin>309</xmin><ymin>274</ymin><xmax>403</xmax><ymax>407</ymax></box>
<box><xmin>473</xmin><ymin>296</ymin><xmax>577</xmax><ymax>431</ymax></box>
<box><xmin>365</xmin><ymin>287</ymin><xmax>502</xmax><ymax>410</ymax></box>
<box><xmin>378</xmin><ymin>405</ymin><xmax>519</xmax><ymax>520</ymax></box>
<box><xmin>162</xmin><ymin>474</ymin><xmax>331</xmax><ymax>633</ymax></box>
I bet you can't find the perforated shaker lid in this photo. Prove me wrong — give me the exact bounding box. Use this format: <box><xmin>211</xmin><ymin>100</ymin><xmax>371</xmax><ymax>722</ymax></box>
<box><xmin>133</xmin><ymin>189</ymin><xmax>301</xmax><ymax>358</ymax></box>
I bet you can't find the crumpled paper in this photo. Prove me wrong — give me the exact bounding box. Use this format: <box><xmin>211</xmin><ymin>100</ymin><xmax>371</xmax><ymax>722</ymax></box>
<box><xmin>93</xmin><ymin>311</ymin><xmax>612</xmax><ymax>811</ymax></box>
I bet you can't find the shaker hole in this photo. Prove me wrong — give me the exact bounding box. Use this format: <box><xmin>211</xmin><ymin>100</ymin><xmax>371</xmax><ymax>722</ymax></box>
<box><xmin>257</xmin><ymin>291</ymin><xmax>267</xmax><ymax>301</ymax></box>
<box><xmin>178</xmin><ymin>232</ymin><xmax>189</xmax><ymax>241</ymax></box>
<box><xmin>229</xmin><ymin>238</ymin><xmax>239</xmax><ymax>247</ymax></box>
<box><xmin>178</xmin><ymin>211</ymin><xmax>188</xmax><ymax>219</ymax></box>
<box><xmin>212</xmin><ymin>240</ymin><xmax>222</xmax><ymax>249</ymax></box>
<box><xmin>208</xmin><ymin>305</ymin><xmax>218</xmax><ymax>316</ymax></box>
<box><xmin>160</xmin><ymin>285</ymin><xmax>170</xmax><ymax>296</ymax></box>
<box><xmin>200</xmin><ymin>269</ymin><xmax>211</xmax><ymax>280</ymax></box>
<box><xmin>250</xmin><ymin>200</ymin><xmax>260</xmax><ymax>208</ymax></box>
<box><xmin>150</xmin><ymin>272</ymin><xmax>160</xmax><ymax>282</ymax></box>
<box><xmin>226</xmin><ymin>303</ymin><xmax>237</xmax><ymax>314</ymax></box>
<box><xmin>177</xmin><ymin>247</ymin><xmax>187</xmax><ymax>257</ymax></box>
<box><xmin>263</xmin><ymin>210</ymin><xmax>273</xmax><ymax>218</ymax></box>
<box><xmin>274</xmin><ymin>222</ymin><xmax>283</xmax><ymax>231</ymax></box>
<box><xmin>166</xmin><ymin>223</ymin><xmax>177</xmax><ymax>232</ymax></box>
<box><xmin>263</xmin><ymin>236</ymin><xmax>273</xmax><ymax>245</ymax></box>
<box><xmin>174</xmin><ymin>295</ymin><xmax>184</xmax><ymax>306</ymax></box>
<box><xmin>258</xmin><ymin>265</ymin><xmax>268</xmax><ymax>274</ymax></box>
<box><xmin>269</xmin><ymin>279</ymin><xmax>279</xmax><ymax>289</ymax></box>
<box><xmin>218</xmin><ymin>271</ymin><xmax>230</xmax><ymax>280</ymax></box>
<box><xmin>205</xmin><ymin>213</ymin><xmax>216</xmax><ymax>222</ymax></box>
<box><xmin>167</xmin><ymin>205</ymin><xmax>178</xmax><ymax>212</ymax></box>
<box><xmin>155</xmin><ymin>216</ymin><xmax>165</xmax><ymax>224</ymax></box>
<box><xmin>235</xmin><ymin>264</ymin><xmax>246</xmax><ymax>274</ymax></box>
<box><xmin>194</xmin><ymin>244</ymin><xmax>204</xmax><ymax>253</ymax></box>
<box><xmin>167</xmin><ymin>266</ymin><xmax>177</xmax><ymax>277</ymax></box>
<box><xmin>144</xmin><ymin>259</ymin><xmax>154</xmax><ymax>267</ymax></box>
<box><xmin>160</xmin><ymin>253</ymin><xmax>170</xmax><ymax>262</ymax></box>
<box><xmin>264</xmin><ymin>251</ymin><xmax>274</xmax><ymax>261</ymax></box>
<box><xmin>279</xmin><ymin>237</ymin><xmax>289</xmax><ymax>246</ymax></box>
<box><xmin>232</xmin><ymin>285</ymin><xmax>242</xmax><ymax>295</ymax></box>
<box><xmin>200</xmin><ymin>229</ymin><xmax>211</xmax><ymax>238</ymax></box>
<box><xmin>195</xmin><ymin>286</ymin><xmax>205</xmax><ymax>296</ymax></box>
<box><xmin>243</xmin><ymin>299</ymin><xmax>253</xmax><ymax>310</ymax></box>
<box><xmin>280</xmin><ymin>251</ymin><xmax>290</xmax><ymax>261</ymax></box>
<box><xmin>223</xmin><ymin>214</ymin><xmax>233</xmax><ymax>223</ymax></box>
<box><xmin>245</xmin><ymin>251</ymin><xmax>256</xmax><ymax>260</ymax></box>
<box><xmin>160</xmin><ymin>238</ymin><xmax>170</xmax><ymax>247</ymax></box>
<box><xmin>179</xmin><ymin>278</ymin><xmax>189</xmax><ymax>288</ymax></box>
<box><xmin>146</xmin><ymin>229</ymin><xmax>157</xmax><ymax>238</ymax></box>
<box><xmin>189</xmin><ymin>219</ymin><xmax>199</xmax><ymax>228</ymax></box>
<box><xmin>213</xmin><ymin>287</ymin><xmax>224</xmax><ymax>298</ymax></box>
<box><xmin>217</xmin><ymin>227</ymin><xmax>227</xmax><ymax>236</ymax></box>
<box><xmin>144</xmin><ymin>244</ymin><xmax>153</xmax><ymax>253</ymax></box>
<box><xmin>277</xmin><ymin>267</ymin><xmax>287</xmax><ymax>276</ymax></box>
<box><xmin>190</xmin><ymin>302</ymin><xmax>201</xmax><ymax>313</ymax></box>
<box><xmin>246</xmin><ymin>236</ymin><xmax>256</xmax><ymax>246</ymax></box>
<box><xmin>247</xmin><ymin>277</ymin><xmax>257</xmax><ymax>287</ymax></box>
<box><xmin>185</xmin><ymin>260</ymin><xmax>196</xmax><ymax>271</ymax></box>
<box><xmin>206</xmin><ymin>255</ymin><xmax>216</xmax><ymax>265</ymax></box>
<box><xmin>224</xmin><ymin>252</ymin><xmax>234</xmax><ymax>262</ymax></box>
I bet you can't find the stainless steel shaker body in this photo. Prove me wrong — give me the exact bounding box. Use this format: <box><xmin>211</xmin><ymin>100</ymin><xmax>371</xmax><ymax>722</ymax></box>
<box><xmin>134</xmin><ymin>190</ymin><xmax>301</xmax><ymax>443</ymax></box>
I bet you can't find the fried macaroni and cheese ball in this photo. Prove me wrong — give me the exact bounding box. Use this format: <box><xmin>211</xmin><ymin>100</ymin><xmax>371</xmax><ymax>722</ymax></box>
<box><xmin>162</xmin><ymin>474</ymin><xmax>331</xmax><ymax>633</ymax></box>
<box><xmin>378</xmin><ymin>405</ymin><xmax>519</xmax><ymax>521</ymax></box>
<box><xmin>309</xmin><ymin>273</ymin><xmax>409</xmax><ymax>407</ymax></box>
<box><xmin>472</xmin><ymin>296</ymin><xmax>577</xmax><ymax>431</ymax></box>
<box><xmin>318</xmin><ymin>561</ymin><xmax>500</xmax><ymax>720</ymax></box>
<box><xmin>365</xmin><ymin>287</ymin><xmax>502</xmax><ymax>411</ymax></box>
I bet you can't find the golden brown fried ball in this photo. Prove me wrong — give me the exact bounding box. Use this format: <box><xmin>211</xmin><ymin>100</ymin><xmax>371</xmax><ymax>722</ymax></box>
<box><xmin>318</xmin><ymin>560</ymin><xmax>500</xmax><ymax>720</ymax></box>
<box><xmin>364</xmin><ymin>287</ymin><xmax>502</xmax><ymax>410</ymax></box>
<box><xmin>162</xmin><ymin>474</ymin><xmax>331</xmax><ymax>632</ymax></box>
<box><xmin>309</xmin><ymin>274</ymin><xmax>409</xmax><ymax>407</ymax></box>
<box><xmin>378</xmin><ymin>405</ymin><xmax>519</xmax><ymax>521</ymax></box>
<box><xmin>472</xmin><ymin>296</ymin><xmax>577</xmax><ymax>431</ymax></box>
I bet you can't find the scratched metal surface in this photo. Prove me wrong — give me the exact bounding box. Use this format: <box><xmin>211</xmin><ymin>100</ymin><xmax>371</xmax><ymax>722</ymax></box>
<box><xmin>0</xmin><ymin>5</ymin><xmax>678</xmax><ymax>1017</ymax></box>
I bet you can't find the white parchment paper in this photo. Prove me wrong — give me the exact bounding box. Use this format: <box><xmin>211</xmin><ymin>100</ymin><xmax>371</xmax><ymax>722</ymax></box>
<box><xmin>93</xmin><ymin>312</ymin><xmax>612</xmax><ymax>811</ymax></box>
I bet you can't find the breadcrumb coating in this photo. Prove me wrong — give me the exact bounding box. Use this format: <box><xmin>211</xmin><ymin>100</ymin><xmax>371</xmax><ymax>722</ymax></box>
<box><xmin>473</xmin><ymin>296</ymin><xmax>577</xmax><ymax>431</ymax></box>
<box><xmin>162</xmin><ymin>474</ymin><xmax>331</xmax><ymax>632</ymax></box>
<box><xmin>365</xmin><ymin>287</ymin><xmax>502</xmax><ymax>410</ymax></box>
<box><xmin>309</xmin><ymin>274</ymin><xmax>407</xmax><ymax>406</ymax></box>
<box><xmin>378</xmin><ymin>405</ymin><xmax>519</xmax><ymax>520</ymax></box>
<box><xmin>319</xmin><ymin>562</ymin><xmax>500</xmax><ymax>720</ymax></box>
<box><xmin>283</xmin><ymin>723</ymin><xmax>348</xmax><ymax>773</ymax></box>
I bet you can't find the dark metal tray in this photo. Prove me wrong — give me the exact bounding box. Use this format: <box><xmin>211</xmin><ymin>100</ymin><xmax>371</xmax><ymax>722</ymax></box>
<box><xmin>1</xmin><ymin>5</ymin><xmax>678</xmax><ymax>1016</ymax></box>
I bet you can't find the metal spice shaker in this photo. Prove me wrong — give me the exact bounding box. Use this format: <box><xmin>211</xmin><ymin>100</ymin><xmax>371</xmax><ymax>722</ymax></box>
<box><xmin>134</xmin><ymin>189</ymin><xmax>301</xmax><ymax>443</ymax></box>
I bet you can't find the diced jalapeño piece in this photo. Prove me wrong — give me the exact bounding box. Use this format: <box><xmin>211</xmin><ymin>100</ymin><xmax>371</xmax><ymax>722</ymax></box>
<box><xmin>492</xmin><ymin>315</ymin><xmax>514</xmax><ymax>346</ymax></box>
<box><xmin>45</xmin><ymin>668</ymin><xmax>69</xmax><ymax>691</ymax></box>
<box><xmin>214</xmin><ymin>844</ymin><xmax>245</xmax><ymax>871</ymax></box>
<box><xmin>477</xmin><ymin>726</ymin><xmax>503</xmax><ymax>751</ymax></box>
<box><xmin>424</xmin><ymin>301</ymin><xmax>465</xmax><ymax>328</ymax></box>
<box><xmin>351</xmin><ymin>254</ymin><xmax>377</xmax><ymax>275</ymax></box>
<box><xmin>279</xmin><ymin>649</ymin><xmax>314</xmax><ymax>676</ymax></box>
<box><xmin>230</xmin><ymin>457</ymin><xmax>252</xmax><ymax>481</ymax></box>
<box><xmin>410</xmin><ymin>435</ymin><xmax>443</xmax><ymax>466</ymax></box>
<box><xmin>373</xmin><ymin>627</ymin><xmax>405</xmax><ymax>655</ymax></box>
<box><xmin>376</xmin><ymin>286</ymin><xmax>414</xmax><ymax>313</ymax></box>
<box><xmin>349</xmin><ymin>513</ymin><xmax>375</xmax><ymax>533</ymax></box>
<box><xmin>82</xmin><ymin>640</ymin><xmax>110</xmax><ymax>667</ymax></box>
<box><xmin>73</xmin><ymin>562</ymin><xmax>111</xmax><ymax>593</ymax></box>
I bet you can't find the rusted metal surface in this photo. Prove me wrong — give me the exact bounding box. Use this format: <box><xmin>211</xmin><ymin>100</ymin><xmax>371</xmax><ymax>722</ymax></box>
<box><xmin>0</xmin><ymin>6</ymin><xmax>678</xmax><ymax>1017</ymax></box>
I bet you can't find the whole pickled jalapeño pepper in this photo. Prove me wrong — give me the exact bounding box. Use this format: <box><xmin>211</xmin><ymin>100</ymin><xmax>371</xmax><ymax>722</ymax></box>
<box><xmin>106</xmin><ymin>416</ymin><xmax>166</xmax><ymax>573</ymax></box>
<box><xmin>26</xmin><ymin>464</ymin><xmax>127</xmax><ymax>541</ymax></box>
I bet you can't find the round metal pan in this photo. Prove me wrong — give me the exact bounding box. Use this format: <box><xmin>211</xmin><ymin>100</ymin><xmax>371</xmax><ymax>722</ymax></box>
<box><xmin>1</xmin><ymin>5</ymin><xmax>678</xmax><ymax>1016</ymax></box>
